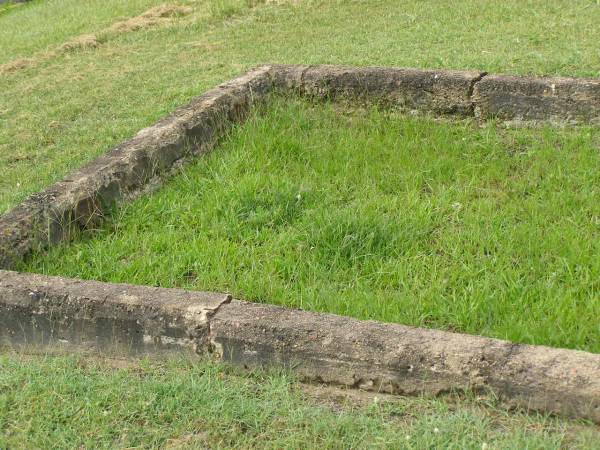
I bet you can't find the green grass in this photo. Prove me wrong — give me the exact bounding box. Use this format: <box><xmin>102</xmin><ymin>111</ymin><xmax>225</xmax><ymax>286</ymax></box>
<box><xmin>1</xmin><ymin>353</ymin><xmax>599</xmax><ymax>449</ymax></box>
<box><xmin>1</xmin><ymin>0</ymin><xmax>600</xmax><ymax>214</ymax></box>
<box><xmin>0</xmin><ymin>0</ymin><xmax>165</xmax><ymax>63</ymax></box>
<box><xmin>0</xmin><ymin>2</ymin><xmax>22</xmax><ymax>17</ymax></box>
<box><xmin>3</xmin><ymin>2</ymin><xmax>600</xmax><ymax>445</ymax></box>
<box><xmin>21</xmin><ymin>98</ymin><xmax>600</xmax><ymax>352</ymax></box>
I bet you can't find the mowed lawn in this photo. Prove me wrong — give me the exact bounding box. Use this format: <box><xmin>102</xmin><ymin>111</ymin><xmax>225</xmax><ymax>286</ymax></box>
<box><xmin>2</xmin><ymin>1</ymin><xmax>600</xmax><ymax>448</ymax></box>
<box><xmin>20</xmin><ymin>98</ymin><xmax>600</xmax><ymax>352</ymax></box>
<box><xmin>1</xmin><ymin>0</ymin><xmax>600</xmax><ymax>214</ymax></box>
<box><xmin>3</xmin><ymin>354</ymin><xmax>600</xmax><ymax>449</ymax></box>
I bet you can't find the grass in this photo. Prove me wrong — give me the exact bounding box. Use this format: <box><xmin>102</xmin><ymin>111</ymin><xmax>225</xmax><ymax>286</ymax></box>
<box><xmin>0</xmin><ymin>0</ymin><xmax>165</xmax><ymax>62</ymax></box>
<box><xmin>0</xmin><ymin>2</ymin><xmax>21</xmax><ymax>17</ymax></box>
<box><xmin>20</xmin><ymin>97</ymin><xmax>600</xmax><ymax>352</ymax></box>
<box><xmin>3</xmin><ymin>1</ymin><xmax>600</xmax><ymax>446</ymax></box>
<box><xmin>1</xmin><ymin>353</ymin><xmax>599</xmax><ymax>449</ymax></box>
<box><xmin>1</xmin><ymin>0</ymin><xmax>600</xmax><ymax>214</ymax></box>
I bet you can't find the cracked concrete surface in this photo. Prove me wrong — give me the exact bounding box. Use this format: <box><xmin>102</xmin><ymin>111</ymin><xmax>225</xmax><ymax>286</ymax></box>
<box><xmin>0</xmin><ymin>270</ymin><xmax>231</xmax><ymax>356</ymax></box>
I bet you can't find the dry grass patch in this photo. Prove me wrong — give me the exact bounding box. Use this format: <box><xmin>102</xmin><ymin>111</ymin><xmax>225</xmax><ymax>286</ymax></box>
<box><xmin>57</xmin><ymin>34</ymin><xmax>102</xmax><ymax>53</ymax></box>
<box><xmin>107</xmin><ymin>4</ymin><xmax>193</xmax><ymax>33</ymax></box>
<box><xmin>0</xmin><ymin>3</ymin><xmax>192</xmax><ymax>75</ymax></box>
<box><xmin>0</xmin><ymin>57</ymin><xmax>33</xmax><ymax>74</ymax></box>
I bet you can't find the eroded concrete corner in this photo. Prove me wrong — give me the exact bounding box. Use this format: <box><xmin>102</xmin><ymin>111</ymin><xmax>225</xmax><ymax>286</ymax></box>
<box><xmin>3</xmin><ymin>64</ymin><xmax>599</xmax><ymax>270</ymax></box>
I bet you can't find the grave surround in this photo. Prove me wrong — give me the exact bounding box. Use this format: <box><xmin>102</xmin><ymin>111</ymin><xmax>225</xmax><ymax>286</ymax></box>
<box><xmin>1</xmin><ymin>64</ymin><xmax>599</xmax><ymax>422</ymax></box>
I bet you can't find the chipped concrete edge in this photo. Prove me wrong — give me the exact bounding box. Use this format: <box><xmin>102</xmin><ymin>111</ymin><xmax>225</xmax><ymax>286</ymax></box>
<box><xmin>2</xmin><ymin>64</ymin><xmax>599</xmax><ymax>268</ymax></box>
<box><xmin>1</xmin><ymin>270</ymin><xmax>599</xmax><ymax>424</ymax></box>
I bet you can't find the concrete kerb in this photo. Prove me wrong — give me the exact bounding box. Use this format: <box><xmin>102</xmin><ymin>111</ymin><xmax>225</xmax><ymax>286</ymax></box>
<box><xmin>473</xmin><ymin>74</ymin><xmax>600</xmax><ymax>125</ymax></box>
<box><xmin>1</xmin><ymin>64</ymin><xmax>599</xmax><ymax>423</ymax></box>
<box><xmin>0</xmin><ymin>270</ymin><xmax>231</xmax><ymax>356</ymax></box>
<box><xmin>1</xmin><ymin>269</ymin><xmax>599</xmax><ymax>423</ymax></box>
<box><xmin>211</xmin><ymin>299</ymin><xmax>600</xmax><ymax>424</ymax></box>
<box><xmin>2</xmin><ymin>64</ymin><xmax>600</xmax><ymax>267</ymax></box>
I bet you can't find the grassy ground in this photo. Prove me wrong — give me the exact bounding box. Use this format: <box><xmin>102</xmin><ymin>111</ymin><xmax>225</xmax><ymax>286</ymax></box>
<box><xmin>1</xmin><ymin>0</ymin><xmax>600</xmax><ymax>214</ymax></box>
<box><xmin>1</xmin><ymin>353</ymin><xmax>599</xmax><ymax>449</ymax></box>
<box><xmin>3</xmin><ymin>1</ymin><xmax>600</xmax><ymax>446</ymax></box>
<box><xmin>0</xmin><ymin>2</ymin><xmax>20</xmax><ymax>17</ymax></box>
<box><xmin>0</xmin><ymin>0</ymin><xmax>163</xmax><ymax>61</ymax></box>
<box><xmin>21</xmin><ymin>98</ymin><xmax>600</xmax><ymax>352</ymax></box>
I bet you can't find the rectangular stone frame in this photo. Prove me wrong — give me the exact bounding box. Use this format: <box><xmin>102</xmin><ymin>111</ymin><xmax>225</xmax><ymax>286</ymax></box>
<box><xmin>1</xmin><ymin>65</ymin><xmax>599</xmax><ymax>423</ymax></box>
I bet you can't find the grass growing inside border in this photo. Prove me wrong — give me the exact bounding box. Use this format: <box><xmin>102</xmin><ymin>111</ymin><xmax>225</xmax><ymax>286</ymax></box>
<box><xmin>21</xmin><ymin>98</ymin><xmax>600</xmax><ymax>352</ymax></box>
<box><xmin>1</xmin><ymin>353</ymin><xmax>599</xmax><ymax>449</ymax></box>
<box><xmin>3</xmin><ymin>1</ymin><xmax>600</xmax><ymax>445</ymax></box>
<box><xmin>2</xmin><ymin>0</ymin><xmax>600</xmax><ymax>214</ymax></box>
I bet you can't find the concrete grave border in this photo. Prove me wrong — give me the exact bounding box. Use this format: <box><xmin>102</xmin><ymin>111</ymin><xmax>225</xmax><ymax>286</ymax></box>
<box><xmin>1</xmin><ymin>64</ymin><xmax>599</xmax><ymax>423</ymax></box>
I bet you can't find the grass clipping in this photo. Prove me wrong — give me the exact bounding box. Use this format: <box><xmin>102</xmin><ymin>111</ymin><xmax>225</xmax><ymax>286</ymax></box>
<box><xmin>0</xmin><ymin>4</ymin><xmax>192</xmax><ymax>75</ymax></box>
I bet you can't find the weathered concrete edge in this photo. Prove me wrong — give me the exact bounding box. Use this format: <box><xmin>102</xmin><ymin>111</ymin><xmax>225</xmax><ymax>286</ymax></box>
<box><xmin>269</xmin><ymin>64</ymin><xmax>486</xmax><ymax>116</ymax></box>
<box><xmin>271</xmin><ymin>64</ymin><xmax>600</xmax><ymax>124</ymax></box>
<box><xmin>0</xmin><ymin>64</ymin><xmax>277</xmax><ymax>269</ymax></box>
<box><xmin>1</xmin><ymin>270</ymin><xmax>598</xmax><ymax>424</ymax></box>
<box><xmin>0</xmin><ymin>269</ymin><xmax>231</xmax><ymax>356</ymax></box>
<box><xmin>2</xmin><ymin>64</ymin><xmax>599</xmax><ymax>269</ymax></box>
<box><xmin>473</xmin><ymin>73</ymin><xmax>600</xmax><ymax>125</ymax></box>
